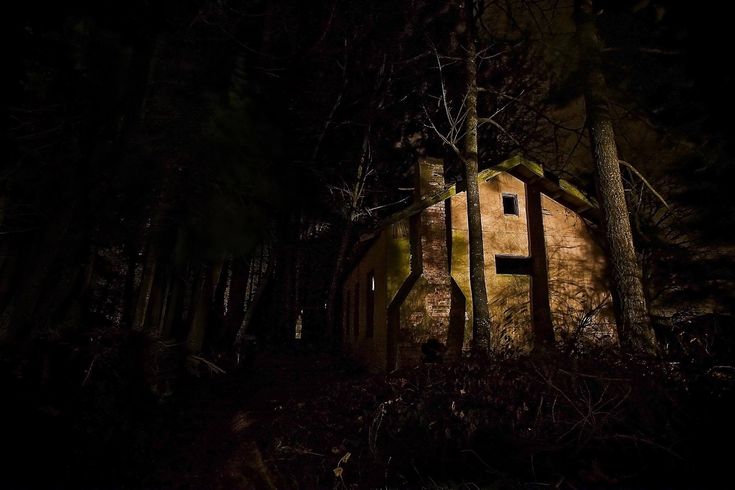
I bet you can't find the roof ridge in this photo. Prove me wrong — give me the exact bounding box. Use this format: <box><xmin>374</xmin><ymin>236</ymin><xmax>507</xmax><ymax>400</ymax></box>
<box><xmin>372</xmin><ymin>155</ymin><xmax>597</xmax><ymax>233</ymax></box>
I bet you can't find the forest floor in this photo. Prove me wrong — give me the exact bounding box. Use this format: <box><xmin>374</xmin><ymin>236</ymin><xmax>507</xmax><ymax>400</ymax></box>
<box><xmin>3</xmin><ymin>343</ymin><xmax>735</xmax><ymax>489</ymax></box>
<box><xmin>2</xmin><ymin>346</ymin><xmax>363</xmax><ymax>489</ymax></box>
<box><xmin>139</xmin><ymin>348</ymin><xmax>360</xmax><ymax>490</ymax></box>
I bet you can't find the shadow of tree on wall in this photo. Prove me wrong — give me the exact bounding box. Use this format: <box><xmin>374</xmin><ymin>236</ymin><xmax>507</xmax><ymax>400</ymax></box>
<box><xmin>489</xmin><ymin>274</ymin><xmax>533</xmax><ymax>353</ymax></box>
<box><xmin>545</xmin><ymin>233</ymin><xmax>616</xmax><ymax>354</ymax></box>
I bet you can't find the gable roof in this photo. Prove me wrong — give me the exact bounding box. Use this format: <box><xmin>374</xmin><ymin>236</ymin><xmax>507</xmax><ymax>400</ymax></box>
<box><xmin>376</xmin><ymin>154</ymin><xmax>600</xmax><ymax>230</ymax></box>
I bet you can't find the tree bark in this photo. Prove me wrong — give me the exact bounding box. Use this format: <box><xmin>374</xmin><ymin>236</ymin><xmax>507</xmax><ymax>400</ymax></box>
<box><xmin>0</xmin><ymin>239</ymin><xmax>22</xmax><ymax>312</ymax></box>
<box><xmin>133</xmin><ymin>247</ymin><xmax>157</xmax><ymax>331</ymax></box>
<box><xmin>203</xmin><ymin>258</ymin><xmax>227</xmax><ymax>352</ymax></box>
<box><xmin>160</xmin><ymin>273</ymin><xmax>182</xmax><ymax>339</ymax></box>
<box><xmin>575</xmin><ymin>0</ymin><xmax>657</xmax><ymax>356</ymax></box>
<box><xmin>147</xmin><ymin>266</ymin><xmax>167</xmax><ymax>335</ymax></box>
<box><xmin>526</xmin><ymin>186</ymin><xmax>555</xmax><ymax>347</ymax></box>
<box><xmin>326</xmin><ymin>224</ymin><xmax>352</xmax><ymax>345</ymax></box>
<box><xmin>118</xmin><ymin>33</ymin><xmax>163</xmax><ymax>330</ymax></box>
<box><xmin>186</xmin><ymin>265</ymin><xmax>216</xmax><ymax>353</ymax></box>
<box><xmin>235</xmin><ymin>246</ymin><xmax>272</xmax><ymax>349</ymax></box>
<box><xmin>122</xmin><ymin>240</ymin><xmax>138</xmax><ymax>328</ymax></box>
<box><xmin>463</xmin><ymin>9</ymin><xmax>492</xmax><ymax>355</ymax></box>
<box><xmin>224</xmin><ymin>257</ymin><xmax>249</xmax><ymax>347</ymax></box>
<box><xmin>0</xmin><ymin>204</ymin><xmax>75</xmax><ymax>345</ymax></box>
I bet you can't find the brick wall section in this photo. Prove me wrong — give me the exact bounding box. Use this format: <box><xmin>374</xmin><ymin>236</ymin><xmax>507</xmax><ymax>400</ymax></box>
<box><xmin>396</xmin><ymin>159</ymin><xmax>453</xmax><ymax>365</ymax></box>
<box><xmin>417</xmin><ymin>156</ymin><xmax>447</xmax><ymax>197</ymax></box>
<box><xmin>415</xmin><ymin>200</ymin><xmax>452</xmax><ymax>339</ymax></box>
<box><xmin>343</xmin><ymin>157</ymin><xmax>615</xmax><ymax>370</ymax></box>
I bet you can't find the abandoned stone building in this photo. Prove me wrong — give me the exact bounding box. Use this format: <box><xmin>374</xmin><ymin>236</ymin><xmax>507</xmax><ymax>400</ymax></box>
<box><xmin>342</xmin><ymin>155</ymin><xmax>615</xmax><ymax>372</ymax></box>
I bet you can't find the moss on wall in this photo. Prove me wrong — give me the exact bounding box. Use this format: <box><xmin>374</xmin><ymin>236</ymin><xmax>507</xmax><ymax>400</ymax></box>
<box><xmin>450</xmin><ymin>229</ymin><xmax>472</xmax><ymax>350</ymax></box>
<box><xmin>386</xmin><ymin>220</ymin><xmax>411</xmax><ymax>305</ymax></box>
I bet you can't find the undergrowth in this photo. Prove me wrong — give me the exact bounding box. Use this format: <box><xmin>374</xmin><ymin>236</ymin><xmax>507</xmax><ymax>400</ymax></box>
<box><xmin>261</xmin><ymin>349</ymin><xmax>734</xmax><ymax>489</ymax></box>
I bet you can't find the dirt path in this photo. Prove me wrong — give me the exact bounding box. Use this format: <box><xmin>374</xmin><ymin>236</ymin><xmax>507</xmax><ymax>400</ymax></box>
<box><xmin>141</xmin><ymin>350</ymin><xmax>354</xmax><ymax>490</ymax></box>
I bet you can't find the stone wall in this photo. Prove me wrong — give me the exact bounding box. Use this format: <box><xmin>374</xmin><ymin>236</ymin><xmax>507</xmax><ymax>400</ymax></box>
<box><xmin>450</xmin><ymin>173</ymin><xmax>612</xmax><ymax>352</ymax></box>
<box><xmin>342</xmin><ymin>232</ymin><xmax>389</xmax><ymax>372</ymax></box>
<box><xmin>541</xmin><ymin>195</ymin><xmax>616</xmax><ymax>347</ymax></box>
<box><xmin>450</xmin><ymin>173</ymin><xmax>533</xmax><ymax>351</ymax></box>
<box><xmin>398</xmin><ymin>199</ymin><xmax>452</xmax><ymax>366</ymax></box>
<box><xmin>396</xmin><ymin>158</ymin><xmax>453</xmax><ymax>366</ymax></box>
<box><xmin>342</xmin><ymin>159</ymin><xmax>614</xmax><ymax>370</ymax></box>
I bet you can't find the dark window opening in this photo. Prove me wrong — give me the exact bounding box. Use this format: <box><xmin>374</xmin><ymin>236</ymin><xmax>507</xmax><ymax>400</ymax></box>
<box><xmin>495</xmin><ymin>255</ymin><xmax>532</xmax><ymax>275</ymax></box>
<box><xmin>353</xmin><ymin>282</ymin><xmax>360</xmax><ymax>338</ymax></box>
<box><xmin>366</xmin><ymin>271</ymin><xmax>375</xmax><ymax>338</ymax></box>
<box><xmin>502</xmin><ymin>193</ymin><xmax>519</xmax><ymax>215</ymax></box>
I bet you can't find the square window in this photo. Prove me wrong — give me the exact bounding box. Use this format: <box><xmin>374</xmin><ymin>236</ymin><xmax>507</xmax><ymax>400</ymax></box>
<box><xmin>502</xmin><ymin>193</ymin><xmax>519</xmax><ymax>215</ymax></box>
<box><xmin>495</xmin><ymin>255</ymin><xmax>532</xmax><ymax>275</ymax></box>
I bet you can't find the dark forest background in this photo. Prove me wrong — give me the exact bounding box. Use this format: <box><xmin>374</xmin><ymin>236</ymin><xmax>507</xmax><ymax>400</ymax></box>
<box><xmin>2</xmin><ymin>0</ymin><xmax>734</xmax><ymax>488</ymax></box>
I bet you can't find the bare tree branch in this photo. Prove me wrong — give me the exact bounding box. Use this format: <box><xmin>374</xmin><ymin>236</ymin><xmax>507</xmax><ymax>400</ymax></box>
<box><xmin>619</xmin><ymin>160</ymin><xmax>670</xmax><ymax>209</ymax></box>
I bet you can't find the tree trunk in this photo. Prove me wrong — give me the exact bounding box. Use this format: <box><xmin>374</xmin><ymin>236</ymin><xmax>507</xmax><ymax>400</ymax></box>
<box><xmin>526</xmin><ymin>186</ymin><xmax>555</xmax><ymax>347</ymax></box>
<box><xmin>224</xmin><ymin>257</ymin><xmax>249</xmax><ymax>347</ymax></box>
<box><xmin>122</xmin><ymin>241</ymin><xmax>138</xmax><ymax>328</ymax></box>
<box><xmin>146</xmin><ymin>266</ymin><xmax>167</xmax><ymax>335</ymax></box>
<box><xmin>275</xmin><ymin>240</ymin><xmax>297</xmax><ymax>343</ymax></box>
<box><xmin>160</xmin><ymin>273</ymin><xmax>182</xmax><ymax>339</ymax></box>
<box><xmin>235</xmin><ymin>245</ymin><xmax>272</xmax><ymax>348</ymax></box>
<box><xmin>203</xmin><ymin>258</ymin><xmax>227</xmax><ymax>353</ymax></box>
<box><xmin>130</xmin><ymin>167</ymin><xmax>176</xmax><ymax>333</ymax></box>
<box><xmin>155</xmin><ymin>272</ymin><xmax>173</xmax><ymax>336</ymax></box>
<box><xmin>0</xmin><ymin>204</ymin><xmax>75</xmax><ymax>345</ymax></box>
<box><xmin>171</xmin><ymin>265</ymin><xmax>196</xmax><ymax>341</ymax></box>
<box><xmin>325</xmin><ymin>224</ymin><xmax>352</xmax><ymax>345</ymax></box>
<box><xmin>44</xmin><ymin>244</ymin><xmax>96</xmax><ymax>331</ymax></box>
<box><xmin>463</xmin><ymin>14</ymin><xmax>492</xmax><ymax>355</ymax></box>
<box><xmin>118</xmin><ymin>33</ymin><xmax>163</xmax><ymax>330</ymax></box>
<box><xmin>186</xmin><ymin>265</ymin><xmax>214</xmax><ymax>353</ymax></box>
<box><xmin>133</xmin><ymin>247</ymin><xmax>157</xmax><ymax>331</ymax></box>
<box><xmin>575</xmin><ymin>0</ymin><xmax>657</xmax><ymax>356</ymax></box>
<box><xmin>77</xmin><ymin>247</ymin><xmax>97</xmax><ymax>325</ymax></box>
<box><xmin>0</xmin><ymin>239</ymin><xmax>22</xmax><ymax>312</ymax></box>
